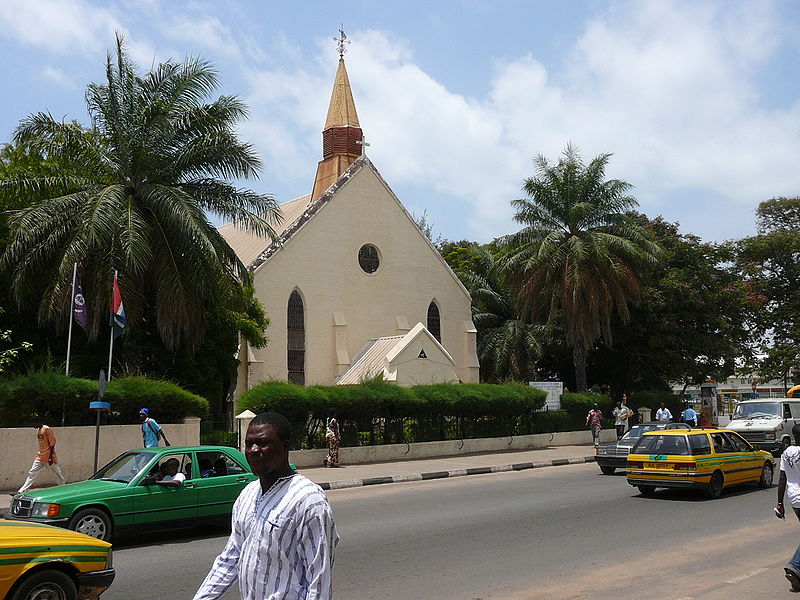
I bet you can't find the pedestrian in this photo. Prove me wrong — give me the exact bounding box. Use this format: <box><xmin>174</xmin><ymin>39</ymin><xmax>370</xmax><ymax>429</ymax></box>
<box><xmin>16</xmin><ymin>415</ymin><xmax>66</xmax><ymax>496</ymax></box>
<box><xmin>586</xmin><ymin>403</ymin><xmax>604</xmax><ymax>448</ymax></box>
<box><xmin>139</xmin><ymin>407</ymin><xmax>171</xmax><ymax>448</ymax></box>
<box><xmin>612</xmin><ymin>401</ymin><xmax>632</xmax><ymax>439</ymax></box>
<box><xmin>681</xmin><ymin>404</ymin><xmax>698</xmax><ymax>427</ymax></box>
<box><xmin>655</xmin><ymin>403</ymin><xmax>673</xmax><ymax>423</ymax></box>
<box><xmin>776</xmin><ymin>424</ymin><xmax>800</xmax><ymax>590</ymax></box>
<box><xmin>323</xmin><ymin>408</ymin><xmax>341</xmax><ymax>468</ymax></box>
<box><xmin>193</xmin><ymin>411</ymin><xmax>339</xmax><ymax>600</ymax></box>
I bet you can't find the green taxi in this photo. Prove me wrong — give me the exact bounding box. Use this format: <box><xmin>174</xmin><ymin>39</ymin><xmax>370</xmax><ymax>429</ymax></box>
<box><xmin>7</xmin><ymin>446</ymin><xmax>257</xmax><ymax>541</ymax></box>
<box><xmin>626</xmin><ymin>428</ymin><xmax>775</xmax><ymax>499</ymax></box>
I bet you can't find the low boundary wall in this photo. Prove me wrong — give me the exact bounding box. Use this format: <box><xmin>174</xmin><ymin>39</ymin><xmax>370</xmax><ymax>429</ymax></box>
<box><xmin>0</xmin><ymin>418</ymin><xmax>200</xmax><ymax>491</ymax></box>
<box><xmin>287</xmin><ymin>429</ymin><xmax>616</xmax><ymax>468</ymax></box>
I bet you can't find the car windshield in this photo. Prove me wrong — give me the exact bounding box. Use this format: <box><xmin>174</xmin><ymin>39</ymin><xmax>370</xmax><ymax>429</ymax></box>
<box><xmin>90</xmin><ymin>451</ymin><xmax>157</xmax><ymax>483</ymax></box>
<box><xmin>632</xmin><ymin>434</ymin><xmax>691</xmax><ymax>456</ymax></box>
<box><xmin>620</xmin><ymin>424</ymin><xmax>657</xmax><ymax>440</ymax></box>
<box><xmin>731</xmin><ymin>402</ymin><xmax>781</xmax><ymax>420</ymax></box>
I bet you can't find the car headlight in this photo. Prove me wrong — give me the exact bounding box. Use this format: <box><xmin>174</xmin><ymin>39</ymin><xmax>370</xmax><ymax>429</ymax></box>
<box><xmin>105</xmin><ymin>550</ymin><xmax>113</xmax><ymax>569</ymax></box>
<box><xmin>31</xmin><ymin>502</ymin><xmax>61</xmax><ymax>517</ymax></box>
<box><xmin>765</xmin><ymin>432</ymin><xmax>776</xmax><ymax>440</ymax></box>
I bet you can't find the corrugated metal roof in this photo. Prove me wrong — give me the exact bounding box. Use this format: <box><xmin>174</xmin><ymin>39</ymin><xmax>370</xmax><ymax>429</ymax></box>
<box><xmin>336</xmin><ymin>335</ymin><xmax>404</xmax><ymax>385</ymax></box>
<box><xmin>218</xmin><ymin>194</ymin><xmax>312</xmax><ymax>266</ymax></box>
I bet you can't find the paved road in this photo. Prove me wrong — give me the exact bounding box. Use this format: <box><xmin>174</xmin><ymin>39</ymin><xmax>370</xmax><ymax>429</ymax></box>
<box><xmin>106</xmin><ymin>462</ymin><xmax>797</xmax><ymax>599</ymax></box>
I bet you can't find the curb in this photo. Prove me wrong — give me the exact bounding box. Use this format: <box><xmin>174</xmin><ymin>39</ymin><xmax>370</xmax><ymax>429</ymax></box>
<box><xmin>318</xmin><ymin>455</ymin><xmax>597</xmax><ymax>490</ymax></box>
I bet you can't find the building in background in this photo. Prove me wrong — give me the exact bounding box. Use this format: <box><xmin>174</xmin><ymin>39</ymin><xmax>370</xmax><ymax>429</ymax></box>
<box><xmin>219</xmin><ymin>54</ymin><xmax>479</xmax><ymax>403</ymax></box>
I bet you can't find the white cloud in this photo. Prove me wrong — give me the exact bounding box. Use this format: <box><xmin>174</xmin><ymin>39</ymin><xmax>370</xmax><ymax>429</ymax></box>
<box><xmin>239</xmin><ymin>3</ymin><xmax>799</xmax><ymax>241</ymax></box>
<box><xmin>41</xmin><ymin>66</ymin><xmax>77</xmax><ymax>89</ymax></box>
<box><xmin>0</xmin><ymin>0</ymin><xmax>120</xmax><ymax>56</ymax></box>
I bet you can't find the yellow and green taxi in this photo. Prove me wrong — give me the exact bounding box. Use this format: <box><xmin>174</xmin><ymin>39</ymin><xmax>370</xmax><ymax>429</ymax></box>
<box><xmin>626</xmin><ymin>428</ymin><xmax>775</xmax><ymax>499</ymax></box>
<box><xmin>0</xmin><ymin>520</ymin><xmax>114</xmax><ymax>600</ymax></box>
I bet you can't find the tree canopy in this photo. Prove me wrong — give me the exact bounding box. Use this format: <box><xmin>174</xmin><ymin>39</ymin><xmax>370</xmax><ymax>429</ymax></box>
<box><xmin>0</xmin><ymin>34</ymin><xmax>280</xmax><ymax>351</ymax></box>
<box><xmin>499</xmin><ymin>145</ymin><xmax>663</xmax><ymax>391</ymax></box>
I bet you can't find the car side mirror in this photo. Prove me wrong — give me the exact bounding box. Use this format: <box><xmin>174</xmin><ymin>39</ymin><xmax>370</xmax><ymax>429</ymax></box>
<box><xmin>141</xmin><ymin>476</ymin><xmax>157</xmax><ymax>486</ymax></box>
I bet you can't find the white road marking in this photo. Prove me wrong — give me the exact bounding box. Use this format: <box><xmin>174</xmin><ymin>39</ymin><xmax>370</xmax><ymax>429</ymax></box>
<box><xmin>724</xmin><ymin>567</ymin><xmax>769</xmax><ymax>584</ymax></box>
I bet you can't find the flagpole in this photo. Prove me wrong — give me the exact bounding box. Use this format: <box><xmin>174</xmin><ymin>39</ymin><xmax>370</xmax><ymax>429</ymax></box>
<box><xmin>65</xmin><ymin>262</ymin><xmax>78</xmax><ymax>377</ymax></box>
<box><xmin>107</xmin><ymin>270</ymin><xmax>116</xmax><ymax>382</ymax></box>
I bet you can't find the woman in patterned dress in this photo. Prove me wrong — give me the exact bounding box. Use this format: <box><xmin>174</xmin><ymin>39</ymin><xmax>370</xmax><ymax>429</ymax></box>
<box><xmin>323</xmin><ymin>408</ymin><xmax>341</xmax><ymax>467</ymax></box>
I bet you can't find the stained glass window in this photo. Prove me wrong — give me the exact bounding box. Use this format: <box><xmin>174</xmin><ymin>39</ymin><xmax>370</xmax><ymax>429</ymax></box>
<box><xmin>287</xmin><ymin>291</ymin><xmax>305</xmax><ymax>385</ymax></box>
<box><xmin>427</xmin><ymin>301</ymin><xmax>441</xmax><ymax>343</ymax></box>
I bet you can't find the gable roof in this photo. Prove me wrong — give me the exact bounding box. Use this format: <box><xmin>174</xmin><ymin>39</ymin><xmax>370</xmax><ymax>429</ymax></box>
<box><xmin>218</xmin><ymin>155</ymin><xmax>471</xmax><ymax>299</ymax></box>
<box><xmin>336</xmin><ymin>322</ymin><xmax>458</xmax><ymax>385</ymax></box>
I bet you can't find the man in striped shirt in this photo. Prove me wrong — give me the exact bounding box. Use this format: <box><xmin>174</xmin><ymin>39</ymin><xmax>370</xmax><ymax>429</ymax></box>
<box><xmin>193</xmin><ymin>412</ymin><xmax>339</xmax><ymax>600</ymax></box>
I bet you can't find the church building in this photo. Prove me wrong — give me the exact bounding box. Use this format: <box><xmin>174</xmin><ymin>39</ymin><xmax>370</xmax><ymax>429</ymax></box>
<box><xmin>220</xmin><ymin>48</ymin><xmax>480</xmax><ymax>398</ymax></box>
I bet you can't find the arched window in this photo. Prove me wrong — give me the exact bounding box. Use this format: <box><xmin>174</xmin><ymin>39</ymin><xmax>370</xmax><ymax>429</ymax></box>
<box><xmin>287</xmin><ymin>291</ymin><xmax>305</xmax><ymax>385</ymax></box>
<box><xmin>427</xmin><ymin>301</ymin><xmax>441</xmax><ymax>343</ymax></box>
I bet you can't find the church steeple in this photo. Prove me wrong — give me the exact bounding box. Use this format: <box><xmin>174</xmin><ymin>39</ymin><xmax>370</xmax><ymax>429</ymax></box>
<box><xmin>311</xmin><ymin>29</ymin><xmax>365</xmax><ymax>201</ymax></box>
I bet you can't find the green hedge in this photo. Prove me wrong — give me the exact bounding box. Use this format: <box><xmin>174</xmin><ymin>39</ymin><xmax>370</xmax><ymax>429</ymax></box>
<box><xmin>238</xmin><ymin>380</ymin><xmax>549</xmax><ymax>449</ymax></box>
<box><xmin>0</xmin><ymin>372</ymin><xmax>209</xmax><ymax>427</ymax></box>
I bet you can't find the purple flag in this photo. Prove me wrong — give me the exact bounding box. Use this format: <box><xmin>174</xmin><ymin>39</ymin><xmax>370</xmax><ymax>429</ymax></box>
<box><xmin>73</xmin><ymin>270</ymin><xmax>88</xmax><ymax>329</ymax></box>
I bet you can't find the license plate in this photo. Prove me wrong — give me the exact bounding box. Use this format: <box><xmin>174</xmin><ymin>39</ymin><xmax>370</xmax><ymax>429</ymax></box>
<box><xmin>645</xmin><ymin>462</ymin><xmax>671</xmax><ymax>469</ymax></box>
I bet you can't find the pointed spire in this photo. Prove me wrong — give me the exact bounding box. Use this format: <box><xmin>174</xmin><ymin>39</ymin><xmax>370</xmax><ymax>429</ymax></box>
<box><xmin>324</xmin><ymin>58</ymin><xmax>360</xmax><ymax>130</ymax></box>
<box><xmin>311</xmin><ymin>29</ymin><xmax>366</xmax><ymax>201</ymax></box>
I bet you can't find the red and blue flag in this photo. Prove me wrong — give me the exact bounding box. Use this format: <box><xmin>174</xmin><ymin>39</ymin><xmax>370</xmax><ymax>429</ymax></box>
<box><xmin>110</xmin><ymin>272</ymin><xmax>126</xmax><ymax>338</ymax></box>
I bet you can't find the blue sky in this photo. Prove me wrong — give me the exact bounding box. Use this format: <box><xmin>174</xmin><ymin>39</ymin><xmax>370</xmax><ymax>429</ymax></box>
<box><xmin>1</xmin><ymin>0</ymin><xmax>799</xmax><ymax>244</ymax></box>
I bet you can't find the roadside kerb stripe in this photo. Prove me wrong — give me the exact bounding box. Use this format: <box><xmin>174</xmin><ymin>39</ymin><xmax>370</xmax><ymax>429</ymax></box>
<box><xmin>318</xmin><ymin>455</ymin><xmax>597</xmax><ymax>491</ymax></box>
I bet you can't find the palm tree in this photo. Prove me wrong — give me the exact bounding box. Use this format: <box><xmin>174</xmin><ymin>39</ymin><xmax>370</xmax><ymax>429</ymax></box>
<box><xmin>500</xmin><ymin>145</ymin><xmax>662</xmax><ymax>391</ymax></box>
<box><xmin>458</xmin><ymin>246</ymin><xmax>542</xmax><ymax>383</ymax></box>
<box><xmin>0</xmin><ymin>35</ymin><xmax>280</xmax><ymax>349</ymax></box>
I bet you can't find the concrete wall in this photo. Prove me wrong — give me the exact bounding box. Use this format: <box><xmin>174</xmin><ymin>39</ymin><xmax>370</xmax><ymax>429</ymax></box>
<box><xmin>288</xmin><ymin>429</ymin><xmax>616</xmax><ymax>468</ymax></box>
<box><xmin>242</xmin><ymin>163</ymin><xmax>479</xmax><ymax>394</ymax></box>
<box><xmin>0</xmin><ymin>418</ymin><xmax>200</xmax><ymax>491</ymax></box>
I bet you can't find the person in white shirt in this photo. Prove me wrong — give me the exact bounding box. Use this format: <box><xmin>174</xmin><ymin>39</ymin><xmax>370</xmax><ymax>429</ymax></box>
<box><xmin>777</xmin><ymin>424</ymin><xmax>800</xmax><ymax>591</ymax></box>
<box><xmin>156</xmin><ymin>458</ymin><xmax>186</xmax><ymax>486</ymax></box>
<box><xmin>655</xmin><ymin>403</ymin><xmax>673</xmax><ymax>423</ymax></box>
<box><xmin>193</xmin><ymin>412</ymin><xmax>339</xmax><ymax>600</ymax></box>
<box><xmin>612</xmin><ymin>401</ymin><xmax>633</xmax><ymax>438</ymax></box>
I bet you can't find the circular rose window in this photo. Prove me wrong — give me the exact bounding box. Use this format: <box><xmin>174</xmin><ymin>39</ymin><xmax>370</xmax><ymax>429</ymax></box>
<box><xmin>358</xmin><ymin>244</ymin><xmax>380</xmax><ymax>274</ymax></box>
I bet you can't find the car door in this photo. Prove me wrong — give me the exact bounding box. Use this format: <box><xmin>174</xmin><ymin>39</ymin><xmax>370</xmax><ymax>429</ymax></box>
<box><xmin>709</xmin><ymin>432</ymin><xmax>742</xmax><ymax>484</ymax></box>
<box><xmin>192</xmin><ymin>450</ymin><xmax>254</xmax><ymax>519</ymax></box>
<box><xmin>130</xmin><ymin>451</ymin><xmax>199</xmax><ymax>525</ymax></box>
<box><xmin>726</xmin><ymin>430</ymin><xmax>763</xmax><ymax>484</ymax></box>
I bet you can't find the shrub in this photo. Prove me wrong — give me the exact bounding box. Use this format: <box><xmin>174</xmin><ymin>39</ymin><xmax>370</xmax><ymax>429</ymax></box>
<box><xmin>0</xmin><ymin>372</ymin><xmax>208</xmax><ymax>426</ymax></box>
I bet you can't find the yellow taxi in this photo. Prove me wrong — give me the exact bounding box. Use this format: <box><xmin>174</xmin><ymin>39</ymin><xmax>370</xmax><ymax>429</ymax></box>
<box><xmin>626</xmin><ymin>428</ymin><xmax>775</xmax><ymax>499</ymax></box>
<box><xmin>0</xmin><ymin>519</ymin><xmax>114</xmax><ymax>600</ymax></box>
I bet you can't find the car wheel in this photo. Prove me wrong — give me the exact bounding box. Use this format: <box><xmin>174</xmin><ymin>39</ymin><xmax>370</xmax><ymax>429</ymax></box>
<box><xmin>10</xmin><ymin>569</ymin><xmax>77</xmax><ymax>600</ymax></box>
<box><xmin>705</xmin><ymin>471</ymin><xmax>724</xmax><ymax>499</ymax></box>
<box><xmin>599</xmin><ymin>466</ymin><xmax>616</xmax><ymax>475</ymax></box>
<box><xmin>638</xmin><ymin>485</ymin><xmax>657</xmax><ymax>497</ymax></box>
<box><xmin>758</xmin><ymin>462</ymin><xmax>774</xmax><ymax>488</ymax></box>
<box><xmin>68</xmin><ymin>508</ymin><xmax>112</xmax><ymax>541</ymax></box>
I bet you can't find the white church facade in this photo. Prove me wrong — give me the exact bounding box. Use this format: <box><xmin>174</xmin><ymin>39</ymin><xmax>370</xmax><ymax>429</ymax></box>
<box><xmin>220</xmin><ymin>55</ymin><xmax>480</xmax><ymax>397</ymax></box>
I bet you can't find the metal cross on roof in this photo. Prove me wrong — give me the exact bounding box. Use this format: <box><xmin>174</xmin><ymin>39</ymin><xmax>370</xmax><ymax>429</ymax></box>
<box><xmin>333</xmin><ymin>25</ymin><xmax>350</xmax><ymax>58</ymax></box>
<box><xmin>356</xmin><ymin>134</ymin><xmax>370</xmax><ymax>155</ymax></box>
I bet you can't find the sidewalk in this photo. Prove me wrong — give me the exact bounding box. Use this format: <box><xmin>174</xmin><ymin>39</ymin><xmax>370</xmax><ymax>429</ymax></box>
<box><xmin>0</xmin><ymin>444</ymin><xmax>597</xmax><ymax>512</ymax></box>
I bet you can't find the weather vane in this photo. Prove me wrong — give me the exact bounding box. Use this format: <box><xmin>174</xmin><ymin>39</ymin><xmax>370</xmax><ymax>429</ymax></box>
<box><xmin>333</xmin><ymin>24</ymin><xmax>350</xmax><ymax>58</ymax></box>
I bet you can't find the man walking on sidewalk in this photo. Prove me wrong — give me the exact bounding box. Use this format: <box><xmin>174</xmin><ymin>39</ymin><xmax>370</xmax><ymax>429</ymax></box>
<box><xmin>140</xmin><ymin>407</ymin><xmax>171</xmax><ymax>448</ymax></box>
<box><xmin>776</xmin><ymin>424</ymin><xmax>800</xmax><ymax>590</ymax></box>
<box><xmin>586</xmin><ymin>404</ymin><xmax>603</xmax><ymax>448</ymax></box>
<box><xmin>16</xmin><ymin>416</ymin><xmax>65</xmax><ymax>495</ymax></box>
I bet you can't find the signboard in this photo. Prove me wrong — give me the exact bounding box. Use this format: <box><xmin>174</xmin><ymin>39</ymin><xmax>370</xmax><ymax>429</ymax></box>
<box><xmin>89</xmin><ymin>401</ymin><xmax>111</xmax><ymax>411</ymax></box>
<box><xmin>529</xmin><ymin>381</ymin><xmax>563</xmax><ymax>411</ymax></box>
